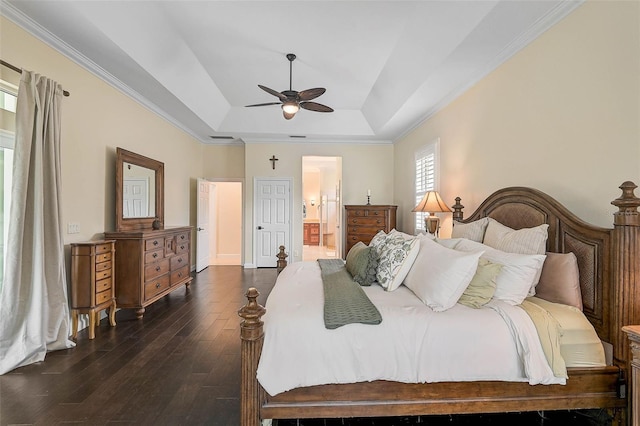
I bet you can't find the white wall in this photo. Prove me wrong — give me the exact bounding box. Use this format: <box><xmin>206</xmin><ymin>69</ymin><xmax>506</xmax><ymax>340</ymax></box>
<box><xmin>244</xmin><ymin>142</ymin><xmax>394</xmax><ymax>265</ymax></box>
<box><xmin>394</xmin><ymin>0</ymin><xmax>640</xmax><ymax>236</ymax></box>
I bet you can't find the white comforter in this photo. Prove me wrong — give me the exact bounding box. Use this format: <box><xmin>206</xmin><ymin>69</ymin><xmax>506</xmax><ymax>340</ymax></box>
<box><xmin>257</xmin><ymin>261</ymin><xmax>565</xmax><ymax>396</ymax></box>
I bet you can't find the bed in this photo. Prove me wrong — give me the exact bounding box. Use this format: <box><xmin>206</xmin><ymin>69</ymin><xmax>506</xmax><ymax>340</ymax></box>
<box><xmin>239</xmin><ymin>182</ymin><xmax>640</xmax><ymax>426</ymax></box>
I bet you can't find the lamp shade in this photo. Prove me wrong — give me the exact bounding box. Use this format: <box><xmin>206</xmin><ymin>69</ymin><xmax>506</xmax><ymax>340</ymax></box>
<box><xmin>412</xmin><ymin>191</ymin><xmax>452</xmax><ymax>214</ymax></box>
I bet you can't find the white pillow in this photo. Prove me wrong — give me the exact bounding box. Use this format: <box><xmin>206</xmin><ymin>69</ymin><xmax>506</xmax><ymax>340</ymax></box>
<box><xmin>483</xmin><ymin>218</ymin><xmax>548</xmax><ymax>255</ymax></box>
<box><xmin>375</xmin><ymin>232</ymin><xmax>420</xmax><ymax>291</ymax></box>
<box><xmin>454</xmin><ymin>239</ymin><xmax>546</xmax><ymax>305</ymax></box>
<box><xmin>435</xmin><ymin>237</ymin><xmax>462</xmax><ymax>250</ymax></box>
<box><xmin>404</xmin><ymin>237</ymin><xmax>483</xmax><ymax>312</ymax></box>
<box><xmin>451</xmin><ymin>217</ymin><xmax>489</xmax><ymax>242</ymax></box>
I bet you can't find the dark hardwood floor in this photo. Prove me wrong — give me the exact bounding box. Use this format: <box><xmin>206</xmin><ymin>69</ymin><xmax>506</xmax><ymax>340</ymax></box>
<box><xmin>1</xmin><ymin>266</ymin><xmax>611</xmax><ymax>425</ymax></box>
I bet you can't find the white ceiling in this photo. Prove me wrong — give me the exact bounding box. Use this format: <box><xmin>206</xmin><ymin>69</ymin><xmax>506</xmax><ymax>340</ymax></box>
<box><xmin>2</xmin><ymin>0</ymin><xmax>582</xmax><ymax>145</ymax></box>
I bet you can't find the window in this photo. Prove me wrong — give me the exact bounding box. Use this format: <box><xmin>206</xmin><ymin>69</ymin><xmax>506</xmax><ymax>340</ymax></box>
<box><xmin>0</xmin><ymin>80</ymin><xmax>18</xmax><ymax>285</ymax></box>
<box><xmin>414</xmin><ymin>139</ymin><xmax>439</xmax><ymax>232</ymax></box>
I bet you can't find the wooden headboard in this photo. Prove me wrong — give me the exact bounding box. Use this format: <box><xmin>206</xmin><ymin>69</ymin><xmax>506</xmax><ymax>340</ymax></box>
<box><xmin>451</xmin><ymin>183</ymin><xmax>640</xmax><ymax>368</ymax></box>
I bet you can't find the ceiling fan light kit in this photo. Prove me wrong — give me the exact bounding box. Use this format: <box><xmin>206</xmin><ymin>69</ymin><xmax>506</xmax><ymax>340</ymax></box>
<box><xmin>246</xmin><ymin>53</ymin><xmax>333</xmax><ymax>120</ymax></box>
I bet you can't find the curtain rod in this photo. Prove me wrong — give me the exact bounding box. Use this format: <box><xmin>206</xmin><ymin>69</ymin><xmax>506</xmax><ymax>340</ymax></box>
<box><xmin>1</xmin><ymin>59</ymin><xmax>70</xmax><ymax>97</ymax></box>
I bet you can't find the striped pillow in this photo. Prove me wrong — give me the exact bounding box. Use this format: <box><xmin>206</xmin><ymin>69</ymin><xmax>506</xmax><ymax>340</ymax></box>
<box><xmin>483</xmin><ymin>218</ymin><xmax>548</xmax><ymax>255</ymax></box>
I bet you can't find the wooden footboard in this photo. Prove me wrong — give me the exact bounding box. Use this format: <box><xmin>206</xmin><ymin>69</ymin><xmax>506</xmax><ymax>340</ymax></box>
<box><xmin>239</xmin><ymin>181</ymin><xmax>640</xmax><ymax>426</ymax></box>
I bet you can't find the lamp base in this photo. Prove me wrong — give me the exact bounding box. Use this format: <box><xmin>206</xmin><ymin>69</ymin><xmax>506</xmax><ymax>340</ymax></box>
<box><xmin>425</xmin><ymin>215</ymin><xmax>440</xmax><ymax>236</ymax></box>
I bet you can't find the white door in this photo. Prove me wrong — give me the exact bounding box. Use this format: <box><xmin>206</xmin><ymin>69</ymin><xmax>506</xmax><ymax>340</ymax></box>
<box><xmin>255</xmin><ymin>178</ymin><xmax>291</xmax><ymax>267</ymax></box>
<box><xmin>123</xmin><ymin>178</ymin><xmax>149</xmax><ymax>218</ymax></box>
<box><xmin>196</xmin><ymin>178</ymin><xmax>210</xmax><ymax>272</ymax></box>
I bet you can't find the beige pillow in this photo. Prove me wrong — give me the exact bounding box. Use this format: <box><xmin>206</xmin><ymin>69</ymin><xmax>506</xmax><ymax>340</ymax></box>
<box><xmin>451</xmin><ymin>217</ymin><xmax>489</xmax><ymax>242</ymax></box>
<box><xmin>535</xmin><ymin>252</ymin><xmax>583</xmax><ymax>310</ymax></box>
<box><xmin>483</xmin><ymin>218</ymin><xmax>548</xmax><ymax>255</ymax></box>
<box><xmin>457</xmin><ymin>258</ymin><xmax>502</xmax><ymax>308</ymax></box>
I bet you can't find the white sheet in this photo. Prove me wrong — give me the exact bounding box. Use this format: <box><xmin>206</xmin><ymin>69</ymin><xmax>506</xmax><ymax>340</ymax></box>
<box><xmin>257</xmin><ymin>261</ymin><xmax>565</xmax><ymax>396</ymax></box>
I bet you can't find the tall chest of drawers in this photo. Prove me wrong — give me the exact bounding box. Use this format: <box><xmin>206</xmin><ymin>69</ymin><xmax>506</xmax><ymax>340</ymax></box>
<box><xmin>104</xmin><ymin>226</ymin><xmax>192</xmax><ymax>319</ymax></box>
<box><xmin>70</xmin><ymin>240</ymin><xmax>116</xmax><ymax>339</ymax></box>
<box><xmin>344</xmin><ymin>205</ymin><xmax>397</xmax><ymax>256</ymax></box>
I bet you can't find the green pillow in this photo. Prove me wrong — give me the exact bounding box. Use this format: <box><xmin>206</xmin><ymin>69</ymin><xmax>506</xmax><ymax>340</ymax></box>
<box><xmin>345</xmin><ymin>242</ymin><xmax>378</xmax><ymax>286</ymax></box>
<box><xmin>457</xmin><ymin>258</ymin><xmax>502</xmax><ymax>308</ymax></box>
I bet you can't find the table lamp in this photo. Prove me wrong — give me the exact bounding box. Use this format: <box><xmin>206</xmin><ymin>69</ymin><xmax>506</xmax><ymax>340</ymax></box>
<box><xmin>412</xmin><ymin>191</ymin><xmax>452</xmax><ymax>236</ymax></box>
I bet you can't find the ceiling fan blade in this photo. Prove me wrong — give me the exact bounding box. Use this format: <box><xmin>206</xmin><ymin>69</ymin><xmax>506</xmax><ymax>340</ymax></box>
<box><xmin>245</xmin><ymin>102</ymin><xmax>282</xmax><ymax>107</ymax></box>
<box><xmin>258</xmin><ymin>85</ymin><xmax>287</xmax><ymax>101</ymax></box>
<box><xmin>283</xmin><ymin>110</ymin><xmax>296</xmax><ymax>120</ymax></box>
<box><xmin>300</xmin><ymin>101</ymin><xmax>334</xmax><ymax>113</ymax></box>
<box><xmin>298</xmin><ymin>88</ymin><xmax>326</xmax><ymax>101</ymax></box>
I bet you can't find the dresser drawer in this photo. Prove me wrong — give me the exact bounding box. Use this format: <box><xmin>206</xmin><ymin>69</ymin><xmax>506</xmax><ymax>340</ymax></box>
<box><xmin>144</xmin><ymin>274</ymin><xmax>170</xmax><ymax>300</ymax></box>
<box><xmin>145</xmin><ymin>248</ymin><xmax>164</xmax><ymax>264</ymax></box>
<box><xmin>347</xmin><ymin>224</ymin><xmax>387</xmax><ymax>235</ymax></box>
<box><xmin>175</xmin><ymin>231</ymin><xmax>190</xmax><ymax>244</ymax></box>
<box><xmin>171</xmin><ymin>253</ymin><xmax>189</xmax><ymax>270</ymax></box>
<box><xmin>95</xmin><ymin>260</ymin><xmax>111</xmax><ymax>272</ymax></box>
<box><xmin>348</xmin><ymin>216</ymin><xmax>386</xmax><ymax>226</ymax></box>
<box><xmin>171</xmin><ymin>266</ymin><xmax>190</xmax><ymax>285</ymax></box>
<box><xmin>145</xmin><ymin>237</ymin><xmax>165</xmax><ymax>251</ymax></box>
<box><xmin>95</xmin><ymin>243</ymin><xmax>112</xmax><ymax>254</ymax></box>
<box><xmin>175</xmin><ymin>241</ymin><xmax>189</xmax><ymax>254</ymax></box>
<box><xmin>96</xmin><ymin>289</ymin><xmax>112</xmax><ymax>305</ymax></box>
<box><xmin>96</xmin><ymin>252</ymin><xmax>112</xmax><ymax>263</ymax></box>
<box><xmin>144</xmin><ymin>258</ymin><xmax>170</xmax><ymax>281</ymax></box>
<box><xmin>96</xmin><ymin>276</ymin><xmax>112</xmax><ymax>293</ymax></box>
<box><xmin>95</xmin><ymin>268</ymin><xmax>112</xmax><ymax>281</ymax></box>
<box><xmin>347</xmin><ymin>208</ymin><xmax>388</xmax><ymax>218</ymax></box>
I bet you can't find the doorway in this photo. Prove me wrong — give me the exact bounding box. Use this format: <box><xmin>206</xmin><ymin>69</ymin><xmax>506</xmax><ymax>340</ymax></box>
<box><xmin>302</xmin><ymin>156</ymin><xmax>342</xmax><ymax>261</ymax></box>
<box><xmin>197</xmin><ymin>180</ymin><xmax>243</xmax><ymax>270</ymax></box>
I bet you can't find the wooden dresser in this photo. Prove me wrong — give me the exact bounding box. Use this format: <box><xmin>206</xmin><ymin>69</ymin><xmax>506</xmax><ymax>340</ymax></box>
<box><xmin>70</xmin><ymin>240</ymin><xmax>116</xmax><ymax>339</ymax></box>
<box><xmin>303</xmin><ymin>222</ymin><xmax>320</xmax><ymax>246</ymax></box>
<box><xmin>104</xmin><ymin>226</ymin><xmax>192</xmax><ymax>319</ymax></box>
<box><xmin>344</xmin><ymin>205</ymin><xmax>397</xmax><ymax>256</ymax></box>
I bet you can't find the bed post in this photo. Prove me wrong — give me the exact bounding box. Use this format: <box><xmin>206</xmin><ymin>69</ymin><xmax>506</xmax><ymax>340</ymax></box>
<box><xmin>611</xmin><ymin>181</ymin><xmax>640</xmax><ymax>367</ymax></box>
<box><xmin>238</xmin><ymin>288</ymin><xmax>267</xmax><ymax>426</ymax></box>
<box><xmin>452</xmin><ymin>197</ymin><xmax>464</xmax><ymax>222</ymax></box>
<box><xmin>276</xmin><ymin>245</ymin><xmax>288</xmax><ymax>274</ymax></box>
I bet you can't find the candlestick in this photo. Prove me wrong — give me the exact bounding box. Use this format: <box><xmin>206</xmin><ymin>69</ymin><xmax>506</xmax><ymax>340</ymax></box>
<box><xmin>367</xmin><ymin>195</ymin><xmax>371</xmax><ymax>205</ymax></box>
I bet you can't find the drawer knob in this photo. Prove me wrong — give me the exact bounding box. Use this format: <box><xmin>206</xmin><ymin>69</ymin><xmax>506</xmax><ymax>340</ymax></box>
<box><xmin>155</xmin><ymin>282</ymin><xmax>160</xmax><ymax>288</ymax></box>
<box><xmin>153</xmin><ymin>240</ymin><xmax>158</xmax><ymax>246</ymax></box>
<box><xmin>178</xmin><ymin>272</ymin><xmax>182</xmax><ymax>278</ymax></box>
<box><xmin>153</xmin><ymin>253</ymin><xmax>158</xmax><ymax>258</ymax></box>
<box><xmin>178</xmin><ymin>258</ymin><xmax>183</xmax><ymax>263</ymax></box>
<box><xmin>155</xmin><ymin>266</ymin><xmax>161</xmax><ymax>272</ymax></box>
<box><xmin>377</xmin><ymin>219</ymin><xmax>381</xmax><ymax>224</ymax></box>
<box><xmin>180</xmin><ymin>245</ymin><xmax>185</xmax><ymax>250</ymax></box>
<box><xmin>181</xmin><ymin>235</ymin><xmax>185</xmax><ymax>240</ymax></box>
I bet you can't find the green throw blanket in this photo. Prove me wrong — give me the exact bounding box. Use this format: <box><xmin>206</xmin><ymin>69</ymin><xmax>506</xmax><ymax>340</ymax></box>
<box><xmin>318</xmin><ymin>259</ymin><xmax>382</xmax><ymax>329</ymax></box>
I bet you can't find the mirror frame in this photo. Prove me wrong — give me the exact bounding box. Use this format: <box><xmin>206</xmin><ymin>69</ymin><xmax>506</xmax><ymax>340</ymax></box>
<box><xmin>115</xmin><ymin>147</ymin><xmax>164</xmax><ymax>232</ymax></box>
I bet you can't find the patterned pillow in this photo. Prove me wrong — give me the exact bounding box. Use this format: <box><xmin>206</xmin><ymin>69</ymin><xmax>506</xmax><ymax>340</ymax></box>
<box><xmin>375</xmin><ymin>232</ymin><xmax>420</xmax><ymax>291</ymax></box>
<box><xmin>345</xmin><ymin>242</ymin><xmax>378</xmax><ymax>286</ymax></box>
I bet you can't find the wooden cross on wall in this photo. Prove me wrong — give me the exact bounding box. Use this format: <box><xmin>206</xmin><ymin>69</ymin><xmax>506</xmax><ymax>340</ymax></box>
<box><xmin>270</xmin><ymin>155</ymin><xmax>279</xmax><ymax>170</ymax></box>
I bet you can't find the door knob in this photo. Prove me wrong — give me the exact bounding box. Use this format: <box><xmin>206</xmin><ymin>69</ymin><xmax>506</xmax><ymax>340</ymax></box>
<box><xmin>257</xmin><ymin>226</ymin><xmax>264</xmax><ymax>230</ymax></box>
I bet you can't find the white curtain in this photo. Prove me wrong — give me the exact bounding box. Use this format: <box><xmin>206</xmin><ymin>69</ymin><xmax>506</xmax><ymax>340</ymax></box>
<box><xmin>0</xmin><ymin>71</ymin><xmax>75</xmax><ymax>375</ymax></box>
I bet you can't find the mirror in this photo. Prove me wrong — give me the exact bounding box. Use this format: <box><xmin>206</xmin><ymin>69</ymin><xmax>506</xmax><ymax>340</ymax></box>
<box><xmin>115</xmin><ymin>147</ymin><xmax>164</xmax><ymax>231</ymax></box>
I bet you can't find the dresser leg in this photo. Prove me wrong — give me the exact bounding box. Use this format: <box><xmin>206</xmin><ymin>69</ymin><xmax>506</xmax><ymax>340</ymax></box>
<box><xmin>88</xmin><ymin>311</ymin><xmax>96</xmax><ymax>339</ymax></box>
<box><xmin>135</xmin><ymin>308</ymin><xmax>145</xmax><ymax>319</ymax></box>
<box><xmin>109</xmin><ymin>300</ymin><xmax>117</xmax><ymax>326</ymax></box>
<box><xmin>71</xmin><ymin>310</ymin><xmax>78</xmax><ymax>339</ymax></box>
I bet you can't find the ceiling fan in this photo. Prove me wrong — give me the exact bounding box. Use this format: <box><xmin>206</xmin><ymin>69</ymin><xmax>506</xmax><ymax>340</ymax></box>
<box><xmin>246</xmin><ymin>53</ymin><xmax>334</xmax><ymax>120</ymax></box>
